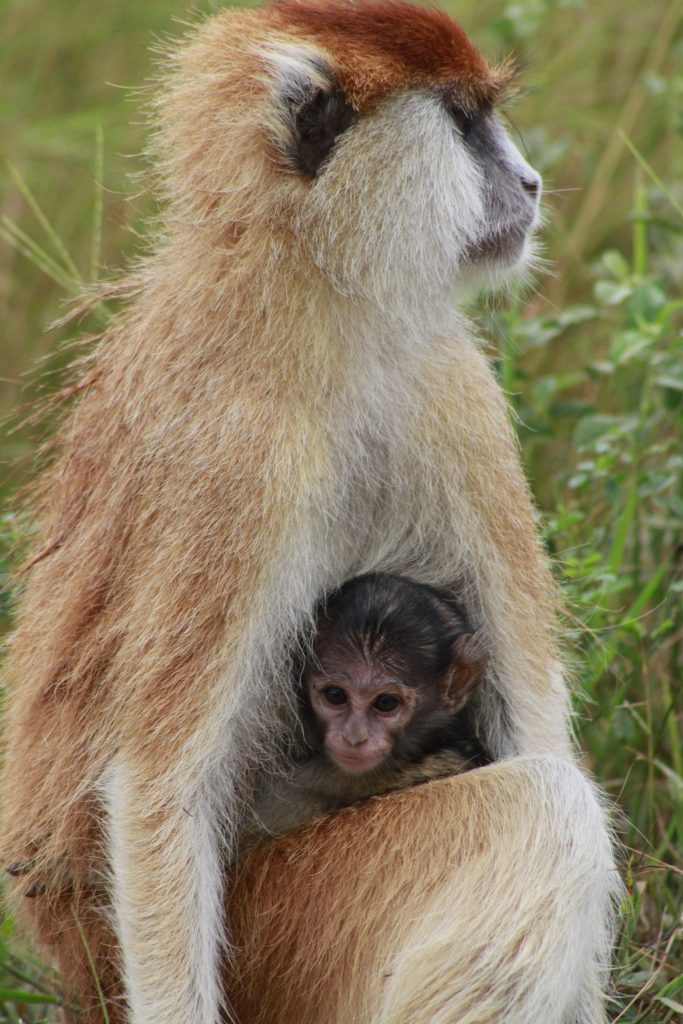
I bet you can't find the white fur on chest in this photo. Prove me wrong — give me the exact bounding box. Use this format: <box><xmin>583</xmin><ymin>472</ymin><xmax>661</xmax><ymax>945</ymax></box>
<box><xmin>322</xmin><ymin>323</ymin><xmax>464</xmax><ymax>585</ymax></box>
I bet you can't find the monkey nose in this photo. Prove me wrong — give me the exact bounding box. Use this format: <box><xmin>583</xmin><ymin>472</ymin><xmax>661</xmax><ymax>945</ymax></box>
<box><xmin>521</xmin><ymin>172</ymin><xmax>541</xmax><ymax>200</ymax></box>
<box><xmin>343</xmin><ymin>729</ymin><xmax>367</xmax><ymax>747</ymax></box>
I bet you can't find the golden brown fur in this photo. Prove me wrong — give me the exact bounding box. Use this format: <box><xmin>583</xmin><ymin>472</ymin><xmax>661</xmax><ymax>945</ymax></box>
<box><xmin>229</xmin><ymin>758</ymin><xmax>616</xmax><ymax>1024</ymax></box>
<box><xmin>1</xmin><ymin>2</ymin><xmax>617</xmax><ymax>1022</ymax></box>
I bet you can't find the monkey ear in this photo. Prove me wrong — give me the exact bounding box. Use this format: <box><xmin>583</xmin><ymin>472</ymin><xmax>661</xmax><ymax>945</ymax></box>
<box><xmin>260</xmin><ymin>42</ymin><xmax>356</xmax><ymax>177</ymax></box>
<box><xmin>440</xmin><ymin>634</ymin><xmax>488</xmax><ymax>714</ymax></box>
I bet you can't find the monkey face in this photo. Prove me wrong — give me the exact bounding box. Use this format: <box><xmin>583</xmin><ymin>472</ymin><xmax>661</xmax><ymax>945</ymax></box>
<box><xmin>159</xmin><ymin>2</ymin><xmax>540</xmax><ymax>324</ymax></box>
<box><xmin>307</xmin><ymin>669</ymin><xmax>418</xmax><ymax>775</ymax></box>
<box><xmin>260</xmin><ymin>24</ymin><xmax>541</xmax><ymax>314</ymax></box>
<box><xmin>291</xmin><ymin>90</ymin><xmax>540</xmax><ymax>306</ymax></box>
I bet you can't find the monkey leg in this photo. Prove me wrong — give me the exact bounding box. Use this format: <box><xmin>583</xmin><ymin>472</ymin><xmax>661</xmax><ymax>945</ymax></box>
<box><xmin>228</xmin><ymin>756</ymin><xmax>620</xmax><ymax>1024</ymax></box>
<box><xmin>103</xmin><ymin>758</ymin><xmax>227</xmax><ymax>1024</ymax></box>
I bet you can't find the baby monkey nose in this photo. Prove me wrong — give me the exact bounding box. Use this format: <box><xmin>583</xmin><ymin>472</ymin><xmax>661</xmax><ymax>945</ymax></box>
<box><xmin>343</xmin><ymin>727</ymin><xmax>368</xmax><ymax>747</ymax></box>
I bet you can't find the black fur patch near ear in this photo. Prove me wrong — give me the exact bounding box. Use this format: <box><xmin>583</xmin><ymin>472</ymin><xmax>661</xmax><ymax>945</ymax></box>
<box><xmin>288</xmin><ymin>84</ymin><xmax>356</xmax><ymax>177</ymax></box>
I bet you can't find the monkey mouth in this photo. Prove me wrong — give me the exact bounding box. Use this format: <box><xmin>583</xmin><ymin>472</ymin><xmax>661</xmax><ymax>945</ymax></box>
<box><xmin>332</xmin><ymin>752</ymin><xmax>386</xmax><ymax>775</ymax></box>
<box><xmin>462</xmin><ymin>226</ymin><xmax>528</xmax><ymax>265</ymax></box>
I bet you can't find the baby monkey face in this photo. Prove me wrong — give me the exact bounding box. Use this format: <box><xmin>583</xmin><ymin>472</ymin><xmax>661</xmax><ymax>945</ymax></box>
<box><xmin>307</xmin><ymin>663</ymin><xmax>418</xmax><ymax>775</ymax></box>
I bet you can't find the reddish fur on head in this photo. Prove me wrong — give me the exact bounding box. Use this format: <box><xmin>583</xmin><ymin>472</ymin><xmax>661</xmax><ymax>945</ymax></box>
<box><xmin>271</xmin><ymin>0</ymin><xmax>514</xmax><ymax>109</ymax></box>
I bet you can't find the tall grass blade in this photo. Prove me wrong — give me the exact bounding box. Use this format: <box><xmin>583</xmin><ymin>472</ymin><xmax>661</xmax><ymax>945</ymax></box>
<box><xmin>7</xmin><ymin>163</ymin><xmax>83</xmax><ymax>284</ymax></box>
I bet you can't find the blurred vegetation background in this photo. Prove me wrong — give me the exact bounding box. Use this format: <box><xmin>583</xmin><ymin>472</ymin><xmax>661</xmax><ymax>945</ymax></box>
<box><xmin>1</xmin><ymin>0</ymin><xmax>681</xmax><ymax>1020</ymax></box>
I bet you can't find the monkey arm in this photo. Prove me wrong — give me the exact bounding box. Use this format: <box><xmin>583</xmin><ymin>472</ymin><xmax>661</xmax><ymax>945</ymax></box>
<box><xmin>228</xmin><ymin>756</ymin><xmax>620</xmax><ymax>1024</ymax></box>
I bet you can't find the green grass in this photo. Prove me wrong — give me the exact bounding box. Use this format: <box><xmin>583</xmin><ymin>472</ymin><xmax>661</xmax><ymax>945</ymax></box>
<box><xmin>1</xmin><ymin>0</ymin><xmax>682</xmax><ymax>1021</ymax></box>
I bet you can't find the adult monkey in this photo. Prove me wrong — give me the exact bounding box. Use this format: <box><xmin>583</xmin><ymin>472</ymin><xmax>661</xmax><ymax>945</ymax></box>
<box><xmin>1</xmin><ymin>1</ymin><xmax>619</xmax><ymax>1022</ymax></box>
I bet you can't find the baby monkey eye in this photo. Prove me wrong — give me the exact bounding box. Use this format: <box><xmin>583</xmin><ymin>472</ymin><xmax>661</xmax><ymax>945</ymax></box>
<box><xmin>373</xmin><ymin>693</ymin><xmax>401</xmax><ymax>713</ymax></box>
<box><xmin>323</xmin><ymin>686</ymin><xmax>348</xmax><ymax>706</ymax></box>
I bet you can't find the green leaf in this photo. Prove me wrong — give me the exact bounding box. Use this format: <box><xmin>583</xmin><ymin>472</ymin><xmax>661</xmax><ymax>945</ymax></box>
<box><xmin>602</xmin><ymin>250</ymin><xmax>631</xmax><ymax>279</ymax></box>
<box><xmin>628</xmin><ymin>281</ymin><xmax>667</xmax><ymax>320</ymax></box>
<box><xmin>574</xmin><ymin>414</ymin><xmax>636</xmax><ymax>448</ymax></box>
<box><xmin>656</xmin><ymin>374</ymin><xmax>683</xmax><ymax>392</ymax></box>
<box><xmin>609</xmin><ymin>329</ymin><xmax>655</xmax><ymax>364</ymax></box>
<box><xmin>595</xmin><ymin>280</ymin><xmax>632</xmax><ymax>306</ymax></box>
<box><xmin>608</xmin><ymin>483</ymin><xmax>637</xmax><ymax>574</ymax></box>
<box><xmin>656</xmin><ymin>996</ymin><xmax>683</xmax><ymax>1014</ymax></box>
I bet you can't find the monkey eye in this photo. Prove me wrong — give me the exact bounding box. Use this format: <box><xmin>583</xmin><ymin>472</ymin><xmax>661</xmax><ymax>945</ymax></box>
<box><xmin>373</xmin><ymin>693</ymin><xmax>401</xmax><ymax>713</ymax></box>
<box><xmin>322</xmin><ymin>686</ymin><xmax>348</xmax><ymax>706</ymax></box>
<box><xmin>445</xmin><ymin>100</ymin><xmax>475</xmax><ymax>139</ymax></box>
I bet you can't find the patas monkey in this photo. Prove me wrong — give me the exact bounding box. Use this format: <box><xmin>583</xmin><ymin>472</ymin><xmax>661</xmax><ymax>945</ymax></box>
<box><xmin>1</xmin><ymin>1</ymin><xmax>619</xmax><ymax>1022</ymax></box>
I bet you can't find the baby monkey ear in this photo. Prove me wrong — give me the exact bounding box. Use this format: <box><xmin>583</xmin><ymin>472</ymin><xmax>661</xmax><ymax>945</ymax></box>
<box><xmin>440</xmin><ymin>634</ymin><xmax>488</xmax><ymax>714</ymax></box>
<box><xmin>261</xmin><ymin>42</ymin><xmax>356</xmax><ymax>177</ymax></box>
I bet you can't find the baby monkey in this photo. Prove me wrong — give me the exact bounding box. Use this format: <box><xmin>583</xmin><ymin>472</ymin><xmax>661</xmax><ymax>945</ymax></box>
<box><xmin>246</xmin><ymin>573</ymin><xmax>489</xmax><ymax>845</ymax></box>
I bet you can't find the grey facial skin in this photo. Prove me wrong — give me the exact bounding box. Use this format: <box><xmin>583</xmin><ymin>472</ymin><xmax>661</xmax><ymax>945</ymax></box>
<box><xmin>459</xmin><ymin>108</ymin><xmax>541</xmax><ymax>264</ymax></box>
